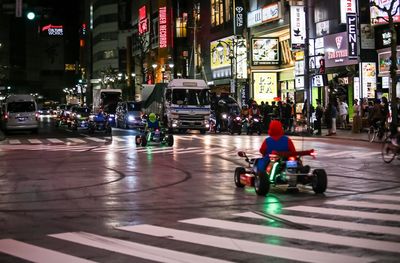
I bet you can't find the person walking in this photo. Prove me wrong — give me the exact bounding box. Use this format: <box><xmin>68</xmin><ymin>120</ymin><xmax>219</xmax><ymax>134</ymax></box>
<box><xmin>338</xmin><ymin>99</ymin><xmax>348</xmax><ymax>129</ymax></box>
<box><xmin>325</xmin><ymin>102</ymin><xmax>337</xmax><ymax>136</ymax></box>
<box><xmin>352</xmin><ymin>99</ymin><xmax>362</xmax><ymax>133</ymax></box>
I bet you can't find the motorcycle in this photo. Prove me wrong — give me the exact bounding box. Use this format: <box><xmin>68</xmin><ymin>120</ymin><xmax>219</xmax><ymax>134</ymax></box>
<box><xmin>228</xmin><ymin>114</ymin><xmax>242</xmax><ymax>135</ymax></box>
<box><xmin>234</xmin><ymin>149</ymin><xmax>327</xmax><ymax>196</ymax></box>
<box><xmin>135</xmin><ymin>128</ymin><xmax>174</xmax><ymax>147</ymax></box>
<box><xmin>247</xmin><ymin>114</ymin><xmax>262</xmax><ymax>135</ymax></box>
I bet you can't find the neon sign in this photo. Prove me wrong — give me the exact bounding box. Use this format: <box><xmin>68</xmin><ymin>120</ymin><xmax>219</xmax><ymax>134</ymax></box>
<box><xmin>42</xmin><ymin>24</ymin><xmax>63</xmax><ymax>36</ymax></box>
<box><xmin>159</xmin><ymin>6</ymin><xmax>168</xmax><ymax>48</ymax></box>
<box><xmin>139</xmin><ymin>5</ymin><xmax>148</xmax><ymax>34</ymax></box>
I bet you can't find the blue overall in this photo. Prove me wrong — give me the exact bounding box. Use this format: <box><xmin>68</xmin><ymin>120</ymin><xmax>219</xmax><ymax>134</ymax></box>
<box><xmin>147</xmin><ymin>120</ymin><xmax>160</xmax><ymax>130</ymax></box>
<box><xmin>256</xmin><ymin>136</ymin><xmax>289</xmax><ymax>173</ymax></box>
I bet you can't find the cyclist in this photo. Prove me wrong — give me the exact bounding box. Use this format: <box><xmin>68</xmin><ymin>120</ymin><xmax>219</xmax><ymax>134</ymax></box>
<box><xmin>369</xmin><ymin>99</ymin><xmax>385</xmax><ymax>139</ymax></box>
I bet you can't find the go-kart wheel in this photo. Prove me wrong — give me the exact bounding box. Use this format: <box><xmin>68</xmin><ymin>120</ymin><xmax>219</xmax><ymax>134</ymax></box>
<box><xmin>234</xmin><ymin>167</ymin><xmax>245</xmax><ymax>188</ymax></box>
<box><xmin>254</xmin><ymin>172</ymin><xmax>270</xmax><ymax>196</ymax></box>
<box><xmin>135</xmin><ymin>135</ymin><xmax>141</xmax><ymax>146</ymax></box>
<box><xmin>140</xmin><ymin>134</ymin><xmax>147</xmax><ymax>147</ymax></box>
<box><xmin>312</xmin><ymin>169</ymin><xmax>327</xmax><ymax>194</ymax></box>
<box><xmin>167</xmin><ymin>134</ymin><xmax>174</xmax><ymax>147</ymax></box>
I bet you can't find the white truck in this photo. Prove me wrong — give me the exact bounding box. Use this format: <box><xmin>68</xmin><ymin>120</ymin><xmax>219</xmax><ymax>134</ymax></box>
<box><xmin>92</xmin><ymin>88</ymin><xmax>122</xmax><ymax>114</ymax></box>
<box><xmin>143</xmin><ymin>79</ymin><xmax>211</xmax><ymax>134</ymax></box>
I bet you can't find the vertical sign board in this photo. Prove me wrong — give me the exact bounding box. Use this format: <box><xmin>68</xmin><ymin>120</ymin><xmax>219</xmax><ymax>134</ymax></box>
<box><xmin>346</xmin><ymin>13</ymin><xmax>358</xmax><ymax>59</ymax></box>
<box><xmin>340</xmin><ymin>0</ymin><xmax>356</xmax><ymax>24</ymax></box>
<box><xmin>139</xmin><ymin>5</ymin><xmax>148</xmax><ymax>35</ymax></box>
<box><xmin>159</xmin><ymin>6</ymin><xmax>168</xmax><ymax>48</ymax></box>
<box><xmin>15</xmin><ymin>0</ymin><xmax>22</xmax><ymax>17</ymax></box>
<box><xmin>290</xmin><ymin>6</ymin><xmax>306</xmax><ymax>50</ymax></box>
<box><xmin>234</xmin><ymin>0</ymin><xmax>244</xmax><ymax>35</ymax></box>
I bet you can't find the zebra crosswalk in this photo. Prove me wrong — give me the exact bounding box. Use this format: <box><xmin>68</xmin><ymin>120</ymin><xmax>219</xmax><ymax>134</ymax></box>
<box><xmin>1</xmin><ymin>194</ymin><xmax>399</xmax><ymax>262</ymax></box>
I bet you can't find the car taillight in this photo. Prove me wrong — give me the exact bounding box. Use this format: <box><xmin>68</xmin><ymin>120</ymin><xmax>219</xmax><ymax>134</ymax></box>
<box><xmin>35</xmin><ymin>112</ymin><xmax>39</xmax><ymax>120</ymax></box>
<box><xmin>3</xmin><ymin>113</ymin><xmax>8</xmax><ymax>121</ymax></box>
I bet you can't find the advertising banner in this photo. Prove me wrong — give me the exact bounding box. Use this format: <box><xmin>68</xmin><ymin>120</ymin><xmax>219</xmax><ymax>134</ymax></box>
<box><xmin>290</xmin><ymin>6</ymin><xmax>306</xmax><ymax>49</ymax></box>
<box><xmin>251</xmin><ymin>38</ymin><xmax>279</xmax><ymax>65</ymax></box>
<box><xmin>324</xmin><ymin>32</ymin><xmax>358</xmax><ymax>67</ymax></box>
<box><xmin>262</xmin><ymin>2</ymin><xmax>281</xmax><ymax>23</ymax></box>
<box><xmin>234</xmin><ymin>0</ymin><xmax>245</xmax><ymax>35</ymax></box>
<box><xmin>253</xmin><ymin>72</ymin><xmax>277</xmax><ymax>103</ymax></box>
<box><xmin>360</xmin><ymin>24</ymin><xmax>375</xmax><ymax>49</ymax></box>
<box><xmin>340</xmin><ymin>0</ymin><xmax>356</xmax><ymax>24</ymax></box>
<box><xmin>346</xmin><ymin>13</ymin><xmax>358</xmax><ymax>59</ymax></box>
<box><xmin>370</xmin><ymin>0</ymin><xmax>400</xmax><ymax>25</ymax></box>
<box><xmin>377</xmin><ymin>48</ymin><xmax>400</xmax><ymax>76</ymax></box>
<box><xmin>361</xmin><ymin>62</ymin><xmax>377</xmax><ymax>99</ymax></box>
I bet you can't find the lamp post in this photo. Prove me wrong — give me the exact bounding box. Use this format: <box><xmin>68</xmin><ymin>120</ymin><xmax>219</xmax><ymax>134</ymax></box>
<box><xmin>152</xmin><ymin>63</ymin><xmax>157</xmax><ymax>84</ymax></box>
<box><xmin>214</xmin><ymin>37</ymin><xmax>246</xmax><ymax>101</ymax></box>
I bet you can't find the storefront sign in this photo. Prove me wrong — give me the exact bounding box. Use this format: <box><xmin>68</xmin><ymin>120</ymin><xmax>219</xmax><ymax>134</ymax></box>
<box><xmin>42</xmin><ymin>24</ymin><xmax>63</xmax><ymax>36</ymax></box>
<box><xmin>360</xmin><ymin>24</ymin><xmax>375</xmax><ymax>49</ymax></box>
<box><xmin>316</xmin><ymin>21</ymin><xmax>329</xmax><ymax>37</ymax></box>
<box><xmin>354</xmin><ymin>77</ymin><xmax>360</xmax><ymax>100</ymax></box>
<box><xmin>324</xmin><ymin>32</ymin><xmax>358</xmax><ymax>68</ymax></box>
<box><xmin>234</xmin><ymin>0</ymin><xmax>245</xmax><ymax>35</ymax></box>
<box><xmin>139</xmin><ymin>5</ymin><xmax>148</xmax><ymax>34</ymax></box>
<box><xmin>312</xmin><ymin>75</ymin><xmax>325</xmax><ymax>87</ymax></box>
<box><xmin>262</xmin><ymin>2</ymin><xmax>281</xmax><ymax>23</ymax></box>
<box><xmin>210</xmin><ymin>36</ymin><xmax>247</xmax><ymax>80</ymax></box>
<box><xmin>290</xmin><ymin>6</ymin><xmax>306</xmax><ymax>49</ymax></box>
<box><xmin>361</xmin><ymin>62</ymin><xmax>377</xmax><ymax>99</ymax></box>
<box><xmin>253</xmin><ymin>72</ymin><xmax>277</xmax><ymax>103</ymax></box>
<box><xmin>247</xmin><ymin>9</ymin><xmax>262</xmax><ymax>28</ymax></box>
<box><xmin>346</xmin><ymin>13</ymin><xmax>358</xmax><ymax>59</ymax></box>
<box><xmin>295</xmin><ymin>61</ymin><xmax>304</xmax><ymax>76</ymax></box>
<box><xmin>370</xmin><ymin>0</ymin><xmax>400</xmax><ymax>25</ymax></box>
<box><xmin>159</xmin><ymin>6</ymin><xmax>168</xmax><ymax>48</ymax></box>
<box><xmin>251</xmin><ymin>38</ymin><xmax>279</xmax><ymax>65</ymax></box>
<box><xmin>295</xmin><ymin>76</ymin><xmax>304</xmax><ymax>89</ymax></box>
<box><xmin>382</xmin><ymin>31</ymin><xmax>391</xmax><ymax>46</ymax></box>
<box><xmin>378</xmin><ymin>48</ymin><xmax>400</xmax><ymax>76</ymax></box>
<box><xmin>340</xmin><ymin>0</ymin><xmax>356</xmax><ymax>24</ymax></box>
<box><xmin>382</xmin><ymin>76</ymin><xmax>390</xmax><ymax>90</ymax></box>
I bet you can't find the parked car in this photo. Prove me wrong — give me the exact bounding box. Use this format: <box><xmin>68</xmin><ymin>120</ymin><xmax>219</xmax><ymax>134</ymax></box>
<box><xmin>116</xmin><ymin>101</ymin><xmax>145</xmax><ymax>129</ymax></box>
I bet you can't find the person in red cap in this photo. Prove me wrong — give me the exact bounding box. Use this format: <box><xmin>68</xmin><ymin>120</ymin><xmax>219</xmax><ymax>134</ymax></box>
<box><xmin>257</xmin><ymin>120</ymin><xmax>297</xmax><ymax>173</ymax></box>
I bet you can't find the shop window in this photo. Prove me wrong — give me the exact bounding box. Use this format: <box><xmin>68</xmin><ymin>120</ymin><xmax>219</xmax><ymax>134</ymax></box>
<box><xmin>176</xmin><ymin>13</ymin><xmax>187</xmax><ymax>38</ymax></box>
<box><xmin>211</xmin><ymin>0</ymin><xmax>231</xmax><ymax>27</ymax></box>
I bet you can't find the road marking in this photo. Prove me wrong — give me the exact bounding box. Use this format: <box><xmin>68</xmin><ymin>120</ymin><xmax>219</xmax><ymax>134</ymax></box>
<box><xmin>356</xmin><ymin>194</ymin><xmax>400</xmax><ymax>202</ymax></box>
<box><xmin>47</xmin><ymin>138</ymin><xmax>64</xmax><ymax>144</ymax></box>
<box><xmin>234</xmin><ymin>212</ymin><xmax>400</xmax><ymax>236</ymax></box>
<box><xmin>0</xmin><ymin>239</ymin><xmax>95</xmax><ymax>263</ymax></box>
<box><xmin>110</xmin><ymin>136</ymin><xmax>125</xmax><ymax>142</ymax></box>
<box><xmin>86</xmin><ymin>137</ymin><xmax>107</xmax><ymax>142</ymax></box>
<box><xmin>50</xmin><ymin>232</ymin><xmax>231</xmax><ymax>263</ymax></box>
<box><xmin>27</xmin><ymin>139</ymin><xmax>42</xmax><ymax>144</ymax></box>
<box><xmin>326</xmin><ymin>200</ymin><xmax>400</xmax><ymax>211</ymax></box>
<box><xmin>8</xmin><ymin>139</ymin><xmax>21</xmax><ymax>144</ymax></box>
<box><xmin>117</xmin><ymin>224</ymin><xmax>371</xmax><ymax>263</ymax></box>
<box><xmin>67</xmin><ymin>138</ymin><xmax>86</xmax><ymax>143</ymax></box>
<box><xmin>285</xmin><ymin>206</ymin><xmax>400</xmax><ymax>222</ymax></box>
<box><xmin>180</xmin><ymin>217</ymin><xmax>400</xmax><ymax>253</ymax></box>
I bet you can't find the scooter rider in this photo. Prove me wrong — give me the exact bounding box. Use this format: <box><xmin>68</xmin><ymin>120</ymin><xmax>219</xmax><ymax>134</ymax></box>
<box><xmin>257</xmin><ymin>120</ymin><xmax>296</xmax><ymax>173</ymax></box>
<box><xmin>95</xmin><ymin>109</ymin><xmax>106</xmax><ymax>122</ymax></box>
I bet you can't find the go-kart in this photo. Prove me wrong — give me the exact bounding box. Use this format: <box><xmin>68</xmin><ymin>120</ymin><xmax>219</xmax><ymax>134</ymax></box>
<box><xmin>234</xmin><ymin>149</ymin><xmax>327</xmax><ymax>196</ymax></box>
<box><xmin>88</xmin><ymin>115</ymin><xmax>112</xmax><ymax>135</ymax></box>
<box><xmin>135</xmin><ymin>128</ymin><xmax>174</xmax><ymax>147</ymax></box>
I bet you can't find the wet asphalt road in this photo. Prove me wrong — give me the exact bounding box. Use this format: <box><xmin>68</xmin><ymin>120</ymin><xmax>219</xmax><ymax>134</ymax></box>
<box><xmin>0</xmin><ymin>118</ymin><xmax>399</xmax><ymax>262</ymax></box>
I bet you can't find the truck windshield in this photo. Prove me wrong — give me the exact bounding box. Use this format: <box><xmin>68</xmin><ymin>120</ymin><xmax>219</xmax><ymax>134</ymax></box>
<box><xmin>172</xmin><ymin>89</ymin><xmax>210</xmax><ymax>106</ymax></box>
<box><xmin>101</xmin><ymin>93</ymin><xmax>121</xmax><ymax>113</ymax></box>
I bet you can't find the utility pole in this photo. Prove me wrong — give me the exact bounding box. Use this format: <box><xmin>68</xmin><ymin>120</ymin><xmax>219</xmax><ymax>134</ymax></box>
<box><xmin>304</xmin><ymin>0</ymin><xmax>311</xmax><ymax>132</ymax></box>
<box><xmin>193</xmin><ymin>4</ymin><xmax>197</xmax><ymax>79</ymax></box>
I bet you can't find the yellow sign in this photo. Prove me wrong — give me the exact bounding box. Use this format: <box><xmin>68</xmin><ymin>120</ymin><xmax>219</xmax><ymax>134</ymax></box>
<box><xmin>294</xmin><ymin>51</ymin><xmax>304</xmax><ymax>61</ymax></box>
<box><xmin>65</xmin><ymin>64</ymin><xmax>76</xmax><ymax>71</ymax></box>
<box><xmin>210</xmin><ymin>36</ymin><xmax>234</xmax><ymax>70</ymax></box>
<box><xmin>253</xmin><ymin>72</ymin><xmax>277</xmax><ymax>104</ymax></box>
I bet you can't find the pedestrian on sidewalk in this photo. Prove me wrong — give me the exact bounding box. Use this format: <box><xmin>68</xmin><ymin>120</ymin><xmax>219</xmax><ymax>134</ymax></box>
<box><xmin>338</xmin><ymin>98</ymin><xmax>348</xmax><ymax>129</ymax></box>
<box><xmin>352</xmin><ymin>99</ymin><xmax>362</xmax><ymax>133</ymax></box>
<box><xmin>315</xmin><ymin>99</ymin><xmax>324</xmax><ymax>135</ymax></box>
<box><xmin>325</xmin><ymin>102</ymin><xmax>337</xmax><ymax>136</ymax></box>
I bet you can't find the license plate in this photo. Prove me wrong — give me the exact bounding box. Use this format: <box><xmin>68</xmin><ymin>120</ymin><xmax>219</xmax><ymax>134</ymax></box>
<box><xmin>286</xmin><ymin>160</ymin><xmax>298</xmax><ymax>168</ymax></box>
<box><xmin>17</xmin><ymin>117</ymin><xmax>26</xmax><ymax>121</ymax></box>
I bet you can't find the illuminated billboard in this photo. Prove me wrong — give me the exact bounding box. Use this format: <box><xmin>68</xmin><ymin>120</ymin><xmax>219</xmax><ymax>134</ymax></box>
<box><xmin>253</xmin><ymin>72</ymin><xmax>277</xmax><ymax>104</ymax></box>
<box><xmin>251</xmin><ymin>38</ymin><xmax>279</xmax><ymax>65</ymax></box>
<box><xmin>370</xmin><ymin>0</ymin><xmax>400</xmax><ymax>25</ymax></box>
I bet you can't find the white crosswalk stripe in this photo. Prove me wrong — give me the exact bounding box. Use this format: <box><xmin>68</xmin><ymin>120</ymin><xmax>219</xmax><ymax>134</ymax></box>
<box><xmin>0</xmin><ymin>239</ymin><xmax>95</xmax><ymax>263</ymax></box>
<box><xmin>326</xmin><ymin>199</ymin><xmax>400</xmax><ymax>211</ymax></box>
<box><xmin>8</xmin><ymin>139</ymin><xmax>21</xmax><ymax>144</ymax></box>
<box><xmin>27</xmin><ymin>139</ymin><xmax>42</xmax><ymax>144</ymax></box>
<box><xmin>50</xmin><ymin>232</ymin><xmax>231</xmax><ymax>263</ymax></box>
<box><xmin>2</xmin><ymin>195</ymin><xmax>400</xmax><ymax>262</ymax></box>
<box><xmin>67</xmin><ymin>138</ymin><xmax>86</xmax><ymax>143</ymax></box>
<box><xmin>47</xmin><ymin>138</ymin><xmax>64</xmax><ymax>143</ymax></box>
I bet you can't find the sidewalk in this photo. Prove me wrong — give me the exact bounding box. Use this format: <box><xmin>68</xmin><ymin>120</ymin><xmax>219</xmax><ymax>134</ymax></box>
<box><xmin>289</xmin><ymin>128</ymin><xmax>370</xmax><ymax>142</ymax></box>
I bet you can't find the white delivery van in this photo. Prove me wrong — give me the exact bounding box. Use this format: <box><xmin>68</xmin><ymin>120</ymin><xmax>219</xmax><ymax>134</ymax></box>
<box><xmin>1</xmin><ymin>94</ymin><xmax>39</xmax><ymax>133</ymax></box>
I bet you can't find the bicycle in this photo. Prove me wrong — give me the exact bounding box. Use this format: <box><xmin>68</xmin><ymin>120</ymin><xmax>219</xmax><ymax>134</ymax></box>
<box><xmin>368</xmin><ymin>121</ymin><xmax>388</xmax><ymax>143</ymax></box>
<box><xmin>381</xmin><ymin>135</ymin><xmax>400</xmax><ymax>163</ymax></box>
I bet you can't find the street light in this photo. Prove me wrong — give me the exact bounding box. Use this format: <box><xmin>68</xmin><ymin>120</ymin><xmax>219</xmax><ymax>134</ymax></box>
<box><xmin>213</xmin><ymin>38</ymin><xmax>246</xmax><ymax>102</ymax></box>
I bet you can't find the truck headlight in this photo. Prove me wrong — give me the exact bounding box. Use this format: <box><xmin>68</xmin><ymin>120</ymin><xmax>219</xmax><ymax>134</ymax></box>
<box><xmin>222</xmin><ymin>114</ymin><xmax>227</xmax><ymax>119</ymax></box>
<box><xmin>128</xmin><ymin>115</ymin><xmax>135</xmax><ymax>121</ymax></box>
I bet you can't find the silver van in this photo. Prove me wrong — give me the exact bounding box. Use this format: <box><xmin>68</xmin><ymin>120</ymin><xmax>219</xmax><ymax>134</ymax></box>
<box><xmin>1</xmin><ymin>94</ymin><xmax>39</xmax><ymax>133</ymax></box>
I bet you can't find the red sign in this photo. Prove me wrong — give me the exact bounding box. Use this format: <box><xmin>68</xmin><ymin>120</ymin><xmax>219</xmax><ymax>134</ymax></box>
<box><xmin>139</xmin><ymin>5</ymin><xmax>148</xmax><ymax>34</ymax></box>
<box><xmin>159</xmin><ymin>6</ymin><xmax>168</xmax><ymax>48</ymax></box>
<box><xmin>41</xmin><ymin>24</ymin><xmax>63</xmax><ymax>35</ymax></box>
